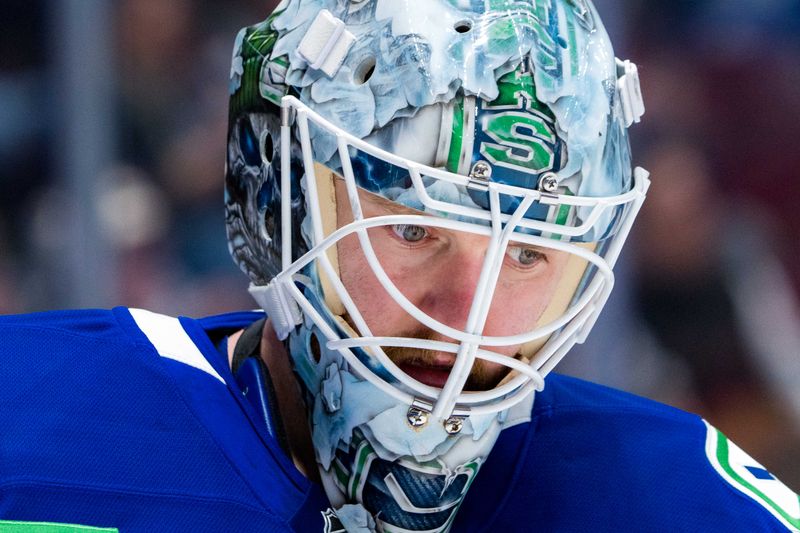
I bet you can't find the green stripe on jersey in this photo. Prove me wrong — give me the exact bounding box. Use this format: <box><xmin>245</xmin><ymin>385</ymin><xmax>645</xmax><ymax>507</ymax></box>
<box><xmin>0</xmin><ymin>521</ymin><xmax>117</xmax><ymax>532</ymax></box>
<box><xmin>704</xmin><ymin>420</ymin><xmax>800</xmax><ymax>531</ymax></box>
<box><xmin>715</xmin><ymin>429</ymin><xmax>800</xmax><ymax>529</ymax></box>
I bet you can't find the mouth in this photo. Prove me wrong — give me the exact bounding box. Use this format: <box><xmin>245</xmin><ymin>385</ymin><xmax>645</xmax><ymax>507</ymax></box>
<box><xmin>398</xmin><ymin>361</ymin><xmax>453</xmax><ymax>389</ymax></box>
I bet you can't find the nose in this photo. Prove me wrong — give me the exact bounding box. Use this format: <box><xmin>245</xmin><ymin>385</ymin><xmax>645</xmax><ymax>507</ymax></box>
<box><xmin>416</xmin><ymin>234</ymin><xmax>490</xmax><ymax>332</ymax></box>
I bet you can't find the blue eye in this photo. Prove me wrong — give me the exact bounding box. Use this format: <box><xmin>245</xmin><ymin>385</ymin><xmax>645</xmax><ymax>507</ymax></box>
<box><xmin>391</xmin><ymin>225</ymin><xmax>427</xmax><ymax>243</ymax></box>
<box><xmin>238</xmin><ymin>119</ymin><xmax>261</xmax><ymax>167</ymax></box>
<box><xmin>506</xmin><ymin>245</ymin><xmax>546</xmax><ymax>267</ymax></box>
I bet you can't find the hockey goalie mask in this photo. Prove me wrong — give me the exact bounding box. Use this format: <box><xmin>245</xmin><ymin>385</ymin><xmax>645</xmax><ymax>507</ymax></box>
<box><xmin>226</xmin><ymin>1</ymin><xmax>648</xmax><ymax>530</ymax></box>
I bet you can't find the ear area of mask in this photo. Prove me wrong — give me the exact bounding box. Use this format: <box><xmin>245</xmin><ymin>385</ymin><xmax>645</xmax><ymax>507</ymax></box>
<box><xmin>517</xmin><ymin>242</ymin><xmax>596</xmax><ymax>359</ymax></box>
<box><xmin>312</xmin><ymin>162</ymin><xmax>347</xmax><ymax>317</ymax></box>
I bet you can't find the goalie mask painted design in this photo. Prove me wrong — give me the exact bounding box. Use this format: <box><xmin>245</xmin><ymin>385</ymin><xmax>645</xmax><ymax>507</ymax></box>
<box><xmin>225</xmin><ymin>0</ymin><xmax>648</xmax><ymax>530</ymax></box>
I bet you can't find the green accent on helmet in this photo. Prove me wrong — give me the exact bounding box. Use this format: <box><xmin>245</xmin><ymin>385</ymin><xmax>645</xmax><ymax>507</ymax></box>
<box><xmin>565</xmin><ymin>11</ymin><xmax>580</xmax><ymax>75</ymax></box>
<box><xmin>349</xmin><ymin>438</ymin><xmax>376</xmax><ymax>501</ymax></box>
<box><xmin>333</xmin><ymin>458</ymin><xmax>350</xmax><ymax>489</ymax></box>
<box><xmin>229</xmin><ymin>16</ymin><xmax>284</xmax><ymax>119</ymax></box>
<box><xmin>437</xmin><ymin>460</ymin><xmax>482</xmax><ymax>533</ymax></box>
<box><xmin>484</xmin><ymin>0</ymin><xmax>550</xmax><ymax>44</ymax></box>
<box><xmin>485</xmin><ymin>69</ymin><xmax>553</xmax><ymax>117</ymax></box>
<box><xmin>446</xmin><ymin>95</ymin><xmax>465</xmax><ymax>174</ymax></box>
<box><xmin>547</xmin><ymin>201</ymin><xmax>574</xmax><ymax>241</ymax></box>
<box><xmin>479</xmin><ymin>111</ymin><xmax>556</xmax><ymax>174</ymax></box>
<box><xmin>555</xmin><ymin>202</ymin><xmax>572</xmax><ymax>225</ymax></box>
<box><xmin>476</xmin><ymin>66</ymin><xmax>561</xmax><ymax>178</ymax></box>
<box><xmin>481</xmin><ymin>1</ymin><xmax>563</xmax><ymax>92</ymax></box>
<box><xmin>260</xmin><ymin>55</ymin><xmax>289</xmax><ymax>105</ymax></box>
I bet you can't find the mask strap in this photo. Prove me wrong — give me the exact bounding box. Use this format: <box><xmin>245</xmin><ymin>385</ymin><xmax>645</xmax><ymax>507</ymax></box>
<box><xmin>231</xmin><ymin>317</ymin><xmax>292</xmax><ymax>456</ymax></box>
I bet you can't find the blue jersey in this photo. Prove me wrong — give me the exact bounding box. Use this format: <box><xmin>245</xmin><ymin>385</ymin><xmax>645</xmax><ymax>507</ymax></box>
<box><xmin>0</xmin><ymin>308</ymin><xmax>797</xmax><ymax>532</ymax></box>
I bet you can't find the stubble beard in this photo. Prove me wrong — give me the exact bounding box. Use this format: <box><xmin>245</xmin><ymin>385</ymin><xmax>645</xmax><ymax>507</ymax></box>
<box><xmin>381</xmin><ymin>328</ymin><xmax>509</xmax><ymax>391</ymax></box>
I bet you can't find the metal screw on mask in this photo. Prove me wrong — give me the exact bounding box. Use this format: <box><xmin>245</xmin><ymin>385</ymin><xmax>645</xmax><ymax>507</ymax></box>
<box><xmin>539</xmin><ymin>171</ymin><xmax>560</xmax><ymax>193</ymax></box>
<box><xmin>406</xmin><ymin>405</ymin><xmax>430</xmax><ymax>428</ymax></box>
<box><xmin>444</xmin><ymin>416</ymin><xmax>465</xmax><ymax>435</ymax></box>
<box><xmin>469</xmin><ymin>161</ymin><xmax>493</xmax><ymax>181</ymax></box>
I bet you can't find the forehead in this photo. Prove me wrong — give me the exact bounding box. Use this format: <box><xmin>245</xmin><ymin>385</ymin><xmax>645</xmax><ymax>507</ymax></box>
<box><xmin>362</xmin><ymin>189</ymin><xmax>426</xmax><ymax>216</ymax></box>
<box><xmin>335</xmin><ymin>178</ymin><xmax>427</xmax><ymax>217</ymax></box>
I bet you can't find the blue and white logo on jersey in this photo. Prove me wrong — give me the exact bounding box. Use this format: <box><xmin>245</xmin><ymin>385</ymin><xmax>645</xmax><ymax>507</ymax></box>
<box><xmin>704</xmin><ymin>420</ymin><xmax>800</xmax><ymax>531</ymax></box>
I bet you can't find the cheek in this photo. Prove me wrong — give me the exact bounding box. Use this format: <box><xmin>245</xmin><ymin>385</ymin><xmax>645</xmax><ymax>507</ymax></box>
<box><xmin>483</xmin><ymin>287</ymin><xmax>545</xmax><ymax>343</ymax></box>
<box><xmin>337</xmin><ymin>234</ymin><xmax>372</xmax><ymax>306</ymax></box>
<box><xmin>336</xmin><ymin>233</ymin><xmax>410</xmax><ymax>335</ymax></box>
<box><xmin>478</xmin><ymin>292</ymin><xmax>545</xmax><ymax>360</ymax></box>
<box><xmin>484</xmin><ymin>257</ymin><xmax>572</xmax><ymax>342</ymax></box>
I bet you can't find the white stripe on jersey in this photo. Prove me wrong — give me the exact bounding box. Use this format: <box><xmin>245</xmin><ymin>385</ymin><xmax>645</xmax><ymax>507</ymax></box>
<box><xmin>129</xmin><ymin>308</ymin><xmax>226</xmax><ymax>384</ymax></box>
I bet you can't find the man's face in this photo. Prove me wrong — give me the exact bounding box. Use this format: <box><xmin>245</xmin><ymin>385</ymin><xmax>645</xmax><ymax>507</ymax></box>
<box><xmin>333</xmin><ymin>179</ymin><xmax>571</xmax><ymax>391</ymax></box>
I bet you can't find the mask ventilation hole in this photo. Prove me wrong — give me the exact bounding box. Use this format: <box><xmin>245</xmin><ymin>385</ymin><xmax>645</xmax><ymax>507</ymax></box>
<box><xmin>309</xmin><ymin>332</ymin><xmax>322</xmax><ymax>364</ymax></box>
<box><xmin>354</xmin><ymin>56</ymin><xmax>376</xmax><ymax>85</ymax></box>
<box><xmin>261</xmin><ymin>131</ymin><xmax>274</xmax><ymax>165</ymax></box>
<box><xmin>454</xmin><ymin>20</ymin><xmax>473</xmax><ymax>33</ymax></box>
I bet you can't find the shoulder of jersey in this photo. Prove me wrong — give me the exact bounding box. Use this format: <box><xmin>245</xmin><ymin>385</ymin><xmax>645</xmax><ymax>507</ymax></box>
<box><xmin>0</xmin><ymin>307</ymin><xmax>312</xmax><ymax>531</ymax></box>
<box><xmin>0</xmin><ymin>306</ymin><xmax>259</xmax><ymax>373</ymax></box>
<box><xmin>0</xmin><ymin>307</ymin><xmax>133</xmax><ymax>343</ymax></box>
<box><xmin>527</xmin><ymin>374</ymin><xmax>800</xmax><ymax>531</ymax></box>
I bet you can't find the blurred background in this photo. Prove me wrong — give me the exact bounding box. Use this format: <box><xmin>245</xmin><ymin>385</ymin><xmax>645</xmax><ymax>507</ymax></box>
<box><xmin>1</xmin><ymin>0</ymin><xmax>798</xmax><ymax>487</ymax></box>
